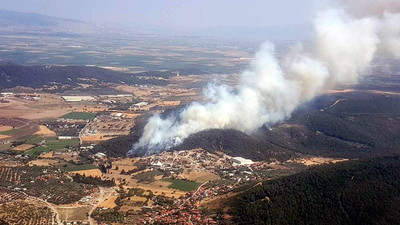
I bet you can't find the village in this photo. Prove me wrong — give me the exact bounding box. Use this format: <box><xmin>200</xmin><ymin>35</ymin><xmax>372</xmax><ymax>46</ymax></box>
<box><xmin>0</xmin><ymin>75</ymin><xmax>346</xmax><ymax>225</ymax></box>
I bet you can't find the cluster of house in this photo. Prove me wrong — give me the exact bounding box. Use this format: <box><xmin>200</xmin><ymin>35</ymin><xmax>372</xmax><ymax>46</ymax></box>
<box><xmin>140</xmin><ymin>208</ymin><xmax>217</xmax><ymax>224</ymax></box>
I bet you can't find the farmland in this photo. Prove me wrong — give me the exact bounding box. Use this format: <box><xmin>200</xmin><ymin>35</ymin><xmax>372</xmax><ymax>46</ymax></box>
<box><xmin>163</xmin><ymin>178</ymin><xmax>202</xmax><ymax>191</ymax></box>
<box><xmin>23</xmin><ymin>138</ymin><xmax>79</xmax><ymax>157</ymax></box>
<box><xmin>64</xmin><ymin>164</ymin><xmax>98</xmax><ymax>172</ymax></box>
<box><xmin>0</xmin><ymin>201</ymin><xmax>54</xmax><ymax>225</ymax></box>
<box><xmin>0</xmin><ymin>128</ymin><xmax>20</xmax><ymax>135</ymax></box>
<box><xmin>0</xmin><ymin>166</ymin><xmax>92</xmax><ymax>205</ymax></box>
<box><xmin>60</xmin><ymin>112</ymin><xmax>97</xmax><ymax>120</ymax></box>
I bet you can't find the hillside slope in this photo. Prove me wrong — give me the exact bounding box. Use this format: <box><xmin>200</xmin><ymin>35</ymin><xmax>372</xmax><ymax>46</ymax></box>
<box><xmin>230</xmin><ymin>156</ymin><xmax>400</xmax><ymax>225</ymax></box>
<box><xmin>172</xmin><ymin>92</ymin><xmax>400</xmax><ymax>161</ymax></box>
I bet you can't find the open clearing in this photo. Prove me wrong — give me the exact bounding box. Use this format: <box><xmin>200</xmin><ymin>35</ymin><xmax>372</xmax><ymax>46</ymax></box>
<box><xmin>98</xmin><ymin>195</ymin><xmax>118</xmax><ymax>208</ymax></box>
<box><xmin>129</xmin><ymin>196</ymin><xmax>147</xmax><ymax>202</ymax></box>
<box><xmin>0</xmin><ymin>135</ymin><xmax>10</xmax><ymax>140</ymax></box>
<box><xmin>56</xmin><ymin>206</ymin><xmax>91</xmax><ymax>221</ymax></box>
<box><xmin>0</xmin><ymin>125</ymin><xmax>13</xmax><ymax>132</ymax></box>
<box><xmin>81</xmin><ymin>134</ymin><xmax>114</xmax><ymax>143</ymax></box>
<box><xmin>34</xmin><ymin>125</ymin><xmax>56</xmax><ymax>136</ymax></box>
<box><xmin>70</xmin><ymin>168</ymin><xmax>102</xmax><ymax>177</ymax></box>
<box><xmin>12</xmin><ymin>144</ymin><xmax>35</xmax><ymax>151</ymax></box>
<box><xmin>179</xmin><ymin>169</ymin><xmax>219</xmax><ymax>183</ymax></box>
<box><xmin>298</xmin><ymin>157</ymin><xmax>348</xmax><ymax>166</ymax></box>
<box><xmin>29</xmin><ymin>159</ymin><xmax>59</xmax><ymax>166</ymax></box>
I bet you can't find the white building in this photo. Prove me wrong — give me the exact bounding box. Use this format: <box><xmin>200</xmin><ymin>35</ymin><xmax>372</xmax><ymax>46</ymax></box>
<box><xmin>232</xmin><ymin>157</ymin><xmax>254</xmax><ymax>166</ymax></box>
<box><xmin>1</xmin><ymin>92</ymin><xmax>14</xmax><ymax>97</ymax></box>
<box><xmin>61</xmin><ymin>96</ymin><xmax>95</xmax><ymax>102</ymax></box>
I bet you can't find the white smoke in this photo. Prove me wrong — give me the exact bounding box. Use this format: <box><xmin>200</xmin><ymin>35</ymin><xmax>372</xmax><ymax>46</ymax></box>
<box><xmin>130</xmin><ymin>6</ymin><xmax>400</xmax><ymax>155</ymax></box>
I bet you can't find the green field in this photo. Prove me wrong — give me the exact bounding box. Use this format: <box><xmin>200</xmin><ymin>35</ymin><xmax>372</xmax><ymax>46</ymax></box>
<box><xmin>23</xmin><ymin>138</ymin><xmax>79</xmax><ymax>157</ymax></box>
<box><xmin>25</xmin><ymin>135</ymin><xmax>46</xmax><ymax>145</ymax></box>
<box><xmin>64</xmin><ymin>164</ymin><xmax>97</xmax><ymax>172</ymax></box>
<box><xmin>0</xmin><ymin>128</ymin><xmax>20</xmax><ymax>135</ymax></box>
<box><xmin>60</xmin><ymin>112</ymin><xmax>97</xmax><ymax>120</ymax></box>
<box><xmin>163</xmin><ymin>178</ymin><xmax>201</xmax><ymax>191</ymax></box>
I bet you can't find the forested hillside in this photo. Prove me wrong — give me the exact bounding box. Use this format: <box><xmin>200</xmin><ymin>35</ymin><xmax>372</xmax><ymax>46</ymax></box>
<box><xmin>175</xmin><ymin>129</ymin><xmax>293</xmax><ymax>162</ymax></box>
<box><xmin>174</xmin><ymin>93</ymin><xmax>400</xmax><ymax>161</ymax></box>
<box><xmin>230</xmin><ymin>156</ymin><xmax>400</xmax><ymax>225</ymax></box>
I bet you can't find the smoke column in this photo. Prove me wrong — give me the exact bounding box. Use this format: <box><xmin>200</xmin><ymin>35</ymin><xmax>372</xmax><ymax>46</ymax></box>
<box><xmin>129</xmin><ymin>5</ymin><xmax>400</xmax><ymax>155</ymax></box>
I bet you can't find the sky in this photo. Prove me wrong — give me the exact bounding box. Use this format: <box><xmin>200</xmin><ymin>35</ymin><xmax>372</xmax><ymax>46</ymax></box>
<box><xmin>0</xmin><ymin>0</ymin><xmax>329</xmax><ymax>28</ymax></box>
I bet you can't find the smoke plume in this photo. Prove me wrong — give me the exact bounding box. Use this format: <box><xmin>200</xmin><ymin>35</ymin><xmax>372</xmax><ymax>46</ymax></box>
<box><xmin>129</xmin><ymin>5</ymin><xmax>400</xmax><ymax>155</ymax></box>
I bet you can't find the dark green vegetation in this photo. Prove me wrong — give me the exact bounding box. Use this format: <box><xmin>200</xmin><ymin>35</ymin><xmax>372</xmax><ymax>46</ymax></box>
<box><xmin>163</xmin><ymin>178</ymin><xmax>202</xmax><ymax>191</ymax></box>
<box><xmin>60</xmin><ymin>111</ymin><xmax>97</xmax><ymax>120</ymax></box>
<box><xmin>91</xmin><ymin>135</ymin><xmax>138</xmax><ymax>157</ymax></box>
<box><xmin>230</xmin><ymin>156</ymin><xmax>400</xmax><ymax>225</ymax></box>
<box><xmin>91</xmin><ymin>208</ymin><xmax>124</xmax><ymax>223</ymax></box>
<box><xmin>133</xmin><ymin>170</ymin><xmax>164</xmax><ymax>183</ymax></box>
<box><xmin>23</xmin><ymin>137</ymin><xmax>79</xmax><ymax>157</ymax></box>
<box><xmin>262</xmin><ymin>93</ymin><xmax>400</xmax><ymax>159</ymax></box>
<box><xmin>175</xmin><ymin>129</ymin><xmax>292</xmax><ymax>161</ymax></box>
<box><xmin>72</xmin><ymin>174</ymin><xmax>115</xmax><ymax>187</ymax></box>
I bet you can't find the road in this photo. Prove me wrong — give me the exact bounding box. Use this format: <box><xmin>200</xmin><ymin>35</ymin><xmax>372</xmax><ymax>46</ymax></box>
<box><xmin>19</xmin><ymin>192</ymin><xmax>62</xmax><ymax>225</ymax></box>
<box><xmin>179</xmin><ymin>181</ymin><xmax>209</xmax><ymax>208</ymax></box>
<box><xmin>87</xmin><ymin>187</ymin><xmax>115</xmax><ymax>225</ymax></box>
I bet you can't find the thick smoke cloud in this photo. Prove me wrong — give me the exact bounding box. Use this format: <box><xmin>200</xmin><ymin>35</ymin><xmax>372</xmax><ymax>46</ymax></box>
<box><xmin>129</xmin><ymin>5</ymin><xmax>400</xmax><ymax>155</ymax></box>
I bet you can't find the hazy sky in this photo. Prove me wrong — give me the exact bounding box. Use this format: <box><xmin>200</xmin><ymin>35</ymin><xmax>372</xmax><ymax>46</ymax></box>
<box><xmin>0</xmin><ymin>0</ymin><xmax>329</xmax><ymax>28</ymax></box>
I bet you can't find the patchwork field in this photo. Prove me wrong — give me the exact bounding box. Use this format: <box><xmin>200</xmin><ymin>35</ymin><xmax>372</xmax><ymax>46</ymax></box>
<box><xmin>23</xmin><ymin>137</ymin><xmax>79</xmax><ymax>157</ymax></box>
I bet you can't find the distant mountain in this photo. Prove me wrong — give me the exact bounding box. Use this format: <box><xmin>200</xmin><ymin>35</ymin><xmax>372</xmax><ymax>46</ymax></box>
<box><xmin>229</xmin><ymin>156</ymin><xmax>400</xmax><ymax>225</ymax></box>
<box><xmin>0</xmin><ymin>63</ymin><xmax>168</xmax><ymax>90</ymax></box>
<box><xmin>193</xmin><ymin>24</ymin><xmax>313</xmax><ymax>41</ymax></box>
<box><xmin>0</xmin><ymin>9</ymin><xmax>82</xmax><ymax>27</ymax></box>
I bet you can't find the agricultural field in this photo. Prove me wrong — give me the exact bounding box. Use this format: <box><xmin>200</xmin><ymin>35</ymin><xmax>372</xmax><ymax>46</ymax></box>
<box><xmin>0</xmin><ymin>128</ymin><xmax>20</xmax><ymax>135</ymax></box>
<box><xmin>0</xmin><ymin>166</ymin><xmax>92</xmax><ymax>205</ymax></box>
<box><xmin>23</xmin><ymin>137</ymin><xmax>79</xmax><ymax>157</ymax></box>
<box><xmin>64</xmin><ymin>164</ymin><xmax>98</xmax><ymax>172</ymax></box>
<box><xmin>60</xmin><ymin>112</ymin><xmax>97</xmax><ymax>120</ymax></box>
<box><xmin>162</xmin><ymin>178</ymin><xmax>202</xmax><ymax>191</ymax></box>
<box><xmin>0</xmin><ymin>201</ymin><xmax>54</xmax><ymax>225</ymax></box>
<box><xmin>57</xmin><ymin>206</ymin><xmax>91</xmax><ymax>222</ymax></box>
<box><xmin>0</xmin><ymin>188</ymin><xmax>27</xmax><ymax>204</ymax></box>
<box><xmin>132</xmin><ymin>170</ymin><xmax>165</xmax><ymax>183</ymax></box>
